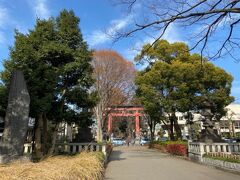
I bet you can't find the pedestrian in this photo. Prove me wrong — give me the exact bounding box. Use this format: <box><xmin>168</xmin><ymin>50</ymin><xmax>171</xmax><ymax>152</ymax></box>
<box><xmin>131</xmin><ymin>138</ymin><xmax>135</xmax><ymax>146</ymax></box>
<box><xmin>126</xmin><ymin>136</ymin><xmax>131</xmax><ymax>147</ymax></box>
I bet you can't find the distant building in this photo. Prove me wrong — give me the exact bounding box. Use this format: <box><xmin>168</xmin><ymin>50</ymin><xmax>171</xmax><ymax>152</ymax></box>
<box><xmin>155</xmin><ymin>103</ymin><xmax>240</xmax><ymax>140</ymax></box>
<box><xmin>218</xmin><ymin>104</ymin><xmax>240</xmax><ymax>138</ymax></box>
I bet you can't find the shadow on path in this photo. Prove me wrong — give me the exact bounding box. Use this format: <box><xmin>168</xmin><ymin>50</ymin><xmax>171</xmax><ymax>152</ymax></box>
<box><xmin>108</xmin><ymin>150</ymin><xmax>126</xmax><ymax>162</ymax></box>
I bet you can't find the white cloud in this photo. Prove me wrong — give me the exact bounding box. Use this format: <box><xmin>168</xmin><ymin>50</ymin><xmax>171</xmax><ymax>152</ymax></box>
<box><xmin>0</xmin><ymin>6</ymin><xmax>9</xmax><ymax>27</ymax></box>
<box><xmin>88</xmin><ymin>30</ymin><xmax>109</xmax><ymax>47</ymax></box>
<box><xmin>123</xmin><ymin>23</ymin><xmax>185</xmax><ymax>61</ymax></box>
<box><xmin>0</xmin><ymin>5</ymin><xmax>9</xmax><ymax>45</ymax></box>
<box><xmin>33</xmin><ymin>0</ymin><xmax>50</xmax><ymax>19</ymax></box>
<box><xmin>124</xmin><ymin>36</ymin><xmax>154</xmax><ymax>61</ymax></box>
<box><xmin>88</xmin><ymin>16</ymin><xmax>132</xmax><ymax>47</ymax></box>
<box><xmin>162</xmin><ymin>23</ymin><xmax>185</xmax><ymax>43</ymax></box>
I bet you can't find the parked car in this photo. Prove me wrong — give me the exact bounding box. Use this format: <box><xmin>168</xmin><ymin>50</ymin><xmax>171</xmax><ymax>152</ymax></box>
<box><xmin>112</xmin><ymin>138</ymin><xmax>126</xmax><ymax>146</ymax></box>
<box><xmin>159</xmin><ymin>137</ymin><xmax>168</xmax><ymax>142</ymax></box>
<box><xmin>140</xmin><ymin>138</ymin><xmax>150</xmax><ymax>146</ymax></box>
<box><xmin>223</xmin><ymin>138</ymin><xmax>240</xmax><ymax>143</ymax></box>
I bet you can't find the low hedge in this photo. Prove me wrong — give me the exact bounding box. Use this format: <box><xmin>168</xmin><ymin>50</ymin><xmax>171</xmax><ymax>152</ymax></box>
<box><xmin>203</xmin><ymin>154</ymin><xmax>240</xmax><ymax>164</ymax></box>
<box><xmin>150</xmin><ymin>141</ymin><xmax>188</xmax><ymax>156</ymax></box>
<box><xmin>152</xmin><ymin>140</ymin><xmax>188</xmax><ymax>146</ymax></box>
<box><xmin>166</xmin><ymin>144</ymin><xmax>187</xmax><ymax>156</ymax></box>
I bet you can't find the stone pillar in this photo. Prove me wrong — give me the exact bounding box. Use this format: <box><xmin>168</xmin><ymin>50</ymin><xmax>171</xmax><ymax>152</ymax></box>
<box><xmin>67</xmin><ymin>123</ymin><xmax>72</xmax><ymax>142</ymax></box>
<box><xmin>0</xmin><ymin>70</ymin><xmax>30</xmax><ymax>163</ymax></box>
<box><xmin>108</xmin><ymin>114</ymin><xmax>112</xmax><ymax>135</ymax></box>
<box><xmin>135</xmin><ymin>113</ymin><xmax>140</xmax><ymax>137</ymax></box>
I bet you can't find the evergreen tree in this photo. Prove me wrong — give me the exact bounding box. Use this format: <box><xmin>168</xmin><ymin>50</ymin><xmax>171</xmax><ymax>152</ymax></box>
<box><xmin>135</xmin><ymin>40</ymin><xmax>234</xmax><ymax>140</ymax></box>
<box><xmin>0</xmin><ymin>10</ymin><xmax>96</xmax><ymax>158</ymax></box>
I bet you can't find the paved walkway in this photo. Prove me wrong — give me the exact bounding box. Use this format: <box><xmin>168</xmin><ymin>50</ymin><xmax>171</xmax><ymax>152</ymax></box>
<box><xmin>105</xmin><ymin>146</ymin><xmax>240</xmax><ymax>180</ymax></box>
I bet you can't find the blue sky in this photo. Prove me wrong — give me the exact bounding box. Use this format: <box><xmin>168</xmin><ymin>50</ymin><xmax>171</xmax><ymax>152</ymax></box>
<box><xmin>0</xmin><ymin>0</ymin><xmax>240</xmax><ymax>102</ymax></box>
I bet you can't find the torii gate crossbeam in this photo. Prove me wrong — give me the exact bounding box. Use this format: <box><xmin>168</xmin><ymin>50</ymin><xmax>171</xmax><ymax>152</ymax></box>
<box><xmin>107</xmin><ymin>106</ymin><xmax>144</xmax><ymax>137</ymax></box>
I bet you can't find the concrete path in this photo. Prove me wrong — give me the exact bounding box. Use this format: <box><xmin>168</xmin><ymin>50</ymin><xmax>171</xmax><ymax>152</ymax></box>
<box><xmin>105</xmin><ymin>146</ymin><xmax>240</xmax><ymax>180</ymax></box>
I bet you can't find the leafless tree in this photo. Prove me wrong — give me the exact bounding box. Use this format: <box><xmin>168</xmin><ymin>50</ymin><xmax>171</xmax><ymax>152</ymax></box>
<box><xmin>92</xmin><ymin>50</ymin><xmax>136</xmax><ymax>141</ymax></box>
<box><xmin>112</xmin><ymin>0</ymin><xmax>240</xmax><ymax>61</ymax></box>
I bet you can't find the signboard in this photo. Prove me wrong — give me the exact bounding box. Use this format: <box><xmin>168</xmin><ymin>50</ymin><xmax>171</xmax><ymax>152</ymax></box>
<box><xmin>28</xmin><ymin>117</ymin><xmax>35</xmax><ymax>127</ymax></box>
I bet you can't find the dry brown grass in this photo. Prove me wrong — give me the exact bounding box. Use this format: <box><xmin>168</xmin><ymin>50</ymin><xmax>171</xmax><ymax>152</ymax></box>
<box><xmin>0</xmin><ymin>152</ymin><xmax>104</xmax><ymax>180</ymax></box>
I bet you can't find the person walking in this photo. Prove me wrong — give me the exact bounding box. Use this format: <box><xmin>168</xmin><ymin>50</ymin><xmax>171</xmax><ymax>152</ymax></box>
<box><xmin>131</xmin><ymin>138</ymin><xmax>135</xmax><ymax>146</ymax></box>
<box><xmin>126</xmin><ymin>136</ymin><xmax>131</xmax><ymax>147</ymax></box>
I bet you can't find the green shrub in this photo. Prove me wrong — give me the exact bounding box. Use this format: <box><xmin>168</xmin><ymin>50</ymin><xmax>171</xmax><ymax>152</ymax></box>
<box><xmin>152</xmin><ymin>140</ymin><xmax>188</xmax><ymax>147</ymax></box>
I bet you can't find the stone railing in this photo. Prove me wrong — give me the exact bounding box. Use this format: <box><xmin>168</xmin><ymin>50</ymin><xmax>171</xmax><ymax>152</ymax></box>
<box><xmin>23</xmin><ymin>142</ymin><xmax>111</xmax><ymax>157</ymax></box>
<box><xmin>55</xmin><ymin>143</ymin><xmax>109</xmax><ymax>155</ymax></box>
<box><xmin>188</xmin><ymin>142</ymin><xmax>240</xmax><ymax>161</ymax></box>
<box><xmin>55</xmin><ymin>142</ymin><xmax>112</xmax><ymax>165</ymax></box>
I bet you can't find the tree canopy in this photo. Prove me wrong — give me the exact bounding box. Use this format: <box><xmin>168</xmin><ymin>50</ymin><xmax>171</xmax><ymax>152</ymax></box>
<box><xmin>135</xmin><ymin>40</ymin><xmax>234</xmax><ymax>140</ymax></box>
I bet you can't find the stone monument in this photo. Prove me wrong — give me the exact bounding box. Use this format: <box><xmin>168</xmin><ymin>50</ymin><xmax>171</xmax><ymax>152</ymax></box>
<box><xmin>0</xmin><ymin>70</ymin><xmax>30</xmax><ymax>163</ymax></box>
<box><xmin>199</xmin><ymin>101</ymin><xmax>222</xmax><ymax>143</ymax></box>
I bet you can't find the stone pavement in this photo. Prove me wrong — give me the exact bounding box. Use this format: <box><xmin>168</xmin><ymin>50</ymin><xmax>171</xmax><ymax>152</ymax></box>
<box><xmin>105</xmin><ymin>146</ymin><xmax>240</xmax><ymax>180</ymax></box>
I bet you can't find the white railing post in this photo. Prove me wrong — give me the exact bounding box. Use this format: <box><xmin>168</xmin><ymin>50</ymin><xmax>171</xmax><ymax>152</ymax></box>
<box><xmin>223</xmin><ymin>145</ymin><xmax>227</xmax><ymax>153</ymax></box>
<box><xmin>24</xmin><ymin>144</ymin><xmax>28</xmax><ymax>154</ymax></box>
<box><xmin>206</xmin><ymin>145</ymin><xmax>209</xmax><ymax>153</ymax></box>
<box><xmin>79</xmin><ymin>145</ymin><xmax>82</xmax><ymax>152</ymax></box>
<box><xmin>72</xmin><ymin>145</ymin><xmax>76</xmax><ymax>153</ymax></box>
<box><xmin>96</xmin><ymin>145</ymin><xmax>100</xmax><ymax>151</ymax></box>
<box><xmin>29</xmin><ymin>144</ymin><xmax>32</xmax><ymax>153</ymax></box>
<box><xmin>212</xmin><ymin>145</ymin><xmax>216</xmax><ymax>152</ymax></box>
<box><xmin>90</xmin><ymin>144</ymin><xmax>94</xmax><ymax>152</ymax></box>
<box><xmin>23</xmin><ymin>143</ymin><xmax>32</xmax><ymax>154</ymax></box>
<box><xmin>234</xmin><ymin>145</ymin><xmax>239</xmax><ymax>152</ymax></box>
<box><xmin>67</xmin><ymin>144</ymin><xmax>70</xmax><ymax>153</ymax></box>
<box><xmin>199</xmin><ymin>144</ymin><xmax>204</xmax><ymax>154</ymax></box>
<box><xmin>102</xmin><ymin>144</ymin><xmax>106</xmax><ymax>156</ymax></box>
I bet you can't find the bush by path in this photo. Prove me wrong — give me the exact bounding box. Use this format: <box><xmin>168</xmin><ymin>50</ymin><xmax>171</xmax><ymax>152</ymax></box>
<box><xmin>0</xmin><ymin>152</ymin><xmax>104</xmax><ymax>180</ymax></box>
<box><xmin>150</xmin><ymin>141</ymin><xmax>188</xmax><ymax>156</ymax></box>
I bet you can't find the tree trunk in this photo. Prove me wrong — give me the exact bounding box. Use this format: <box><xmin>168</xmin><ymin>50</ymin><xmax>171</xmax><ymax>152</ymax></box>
<box><xmin>169</xmin><ymin>116</ymin><xmax>175</xmax><ymax>141</ymax></box>
<box><xmin>47</xmin><ymin>123</ymin><xmax>60</xmax><ymax>156</ymax></box>
<box><xmin>95</xmin><ymin>106</ymin><xmax>103</xmax><ymax>142</ymax></box>
<box><xmin>97</xmin><ymin>124</ymin><xmax>103</xmax><ymax>142</ymax></box>
<box><xmin>149</xmin><ymin>118</ymin><xmax>155</xmax><ymax>141</ymax></box>
<box><xmin>150</xmin><ymin>130</ymin><xmax>154</xmax><ymax>141</ymax></box>
<box><xmin>172</xmin><ymin>113</ymin><xmax>182</xmax><ymax>140</ymax></box>
<box><xmin>42</xmin><ymin>113</ymin><xmax>48</xmax><ymax>155</ymax></box>
<box><xmin>152</xmin><ymin>122</ymin><xmax>156</xmax><ymax>141</ymax></box>
<box><xmin>150</xmin><ymin>123</ymin><xmax>154</xmax><ymax>141</ymax></box>
<box><xmin>34</xmin><ymin>112</ymin><xmax>43</xmax><ymax>159</ymax></box>
<box><xmin>161</xmin><ymin>119</ymin><xmax>172</xmax><ymax>140</ymax></box>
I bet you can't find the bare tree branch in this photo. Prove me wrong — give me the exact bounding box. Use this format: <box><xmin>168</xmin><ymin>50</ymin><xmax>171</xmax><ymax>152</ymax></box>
<box><xmin>113</xmin><ymin>0</ymin><xmax>240</xmax><ymax>61</ymax></box>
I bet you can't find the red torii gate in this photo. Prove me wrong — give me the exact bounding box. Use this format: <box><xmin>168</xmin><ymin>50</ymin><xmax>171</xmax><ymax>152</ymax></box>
<box><xmin>107</xmin><ymin>106</ymin><xmax>144</xmax><ymax>137</ymax></box>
